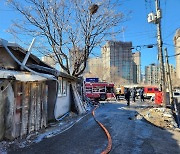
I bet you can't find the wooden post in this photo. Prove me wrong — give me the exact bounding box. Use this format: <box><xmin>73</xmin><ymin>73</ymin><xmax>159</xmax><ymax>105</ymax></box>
<box><xmin>28</xmin><ymin>83</ymin><xmax>36</xmax><ymax>133</ymax></box>
<box><xmin>40</xmin><ymin>82</ymin><xmax>48</xmax><ymax>128</ymax></box>
<box><xmin>40</xmin><ymin>83</ymin><xmax>44</xmax><ymax>129</ymax></box>
<box><xmin>164</xmin><ymin>48</ymin><xmax>173</xmax><ymax>105</ymax></box>
<box><xmin>0</xmin><ymin>81</ymin><xmax>6</xmax><ymax>140</ymax></box>
<box><xmin>43</xmin><ymin>83</ymin><xmax>48</xmax><ymax>128</ymax></box>
<box><xmin>20</xmin><ymin>82</ymin><xmax>30</xmax><ymax>138</ymax></box>
<box><xmin>5</xmin><ymin>82</ymin><xmax>16</xmax><ymax>140</ymax></box>
<box><xmin>35</xmin><ymin>83</ymin><xmax>41</xmax><ymax>131</ymax></box>
<box><xmin>14</xmin><ymin>82</ymin><xmax>22</xmax><ymax>138</ymax></box>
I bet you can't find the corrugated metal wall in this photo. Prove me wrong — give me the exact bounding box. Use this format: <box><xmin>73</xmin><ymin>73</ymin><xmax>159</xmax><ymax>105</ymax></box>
<box><xmin>0</xmin><ymin>80</ymin><xmax>48</xmax><ymax>140</ymax></box>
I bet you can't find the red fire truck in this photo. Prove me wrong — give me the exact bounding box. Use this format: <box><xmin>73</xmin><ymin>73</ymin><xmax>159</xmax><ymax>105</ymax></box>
<box><xmin>143</xmin><ymin>86</ymin><xmax>159</xmax><ymax>98</ymax></box>
<box><xmin>84</xmin><ymin>82</ymin><xmax>115</xmax><ymax>101</ymax></box>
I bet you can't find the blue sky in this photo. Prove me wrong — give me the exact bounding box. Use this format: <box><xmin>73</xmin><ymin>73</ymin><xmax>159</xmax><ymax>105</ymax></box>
<box><xmin>0</xmin><ymin>0</ymin><xmax>180</xmax><ymax>73</ymax></box>
<box><xmin>119</xmin><ymin>0</ymin><xmax>180</xmax><ymax>73</ymax></box>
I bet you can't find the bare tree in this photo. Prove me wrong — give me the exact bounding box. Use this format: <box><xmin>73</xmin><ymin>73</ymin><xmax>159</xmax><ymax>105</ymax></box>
<box><xmin>84</xmin><ymin>65</ymin><xmax>109</xmax><ymax>82</ymax></box>
<box><xmin>109</xmin><ymin>66</ymin><xmax>128</xmax><ymax>85</ymax></box>
<box><xmin>7</xmin><ymin>0</ymin><xmax>128</xmax><ymax>77</ymax></box>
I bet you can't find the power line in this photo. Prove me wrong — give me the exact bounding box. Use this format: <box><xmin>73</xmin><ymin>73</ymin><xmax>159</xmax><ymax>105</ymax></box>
<box><xmin>90</xmin><ymin>52</ymin><xmax>101</xmax><ymax>58</ymax></box>
<box><xmin>163</xmin><ymin>28</ymin><xmax>180</xmax><ymax>41</ymax></box>
<box><xmin>164</xmin><ymin>43</ymin><xmax>180</xmax><ymax>49</ymax></box>
<box><xmin>168</xmin><ymin>53</ymin><xmax>180</xmax><ymax>58</ymax></box>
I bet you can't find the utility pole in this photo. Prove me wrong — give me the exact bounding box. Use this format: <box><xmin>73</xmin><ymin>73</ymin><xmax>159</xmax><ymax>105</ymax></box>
<box><xmin>164</xmin><ymin>48</ymin><xmax>173</xmax><ymax>104</ymax></box>
<box><xmin>155</xmin><ymin>0</ymin><xmax>166</xmax><ymax>107</ymax></box>
<box><xmin>148</xmin><ymin>0</ymin><xmax>166</xmax><ymax>106</ymax></box>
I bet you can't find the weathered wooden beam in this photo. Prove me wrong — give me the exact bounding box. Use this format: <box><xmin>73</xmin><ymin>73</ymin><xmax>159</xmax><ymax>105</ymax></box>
<box><xmin>0</xmin><ymin>83</ymin><xmax>5</xmax><ymax>140</ymax></box>
<box><xmin>20</xmin><ymin>82</ymin><xmax>30</xmax><ymax>138</ymax></box>
<box><xmin>35</xmin><ymin>83</ymin><xmax>41</xmax><ymax>131</ymax></box>
<box><xmin>28</xmin><ymin>83</ymin><xmax>36</xmax><ymax>133</ymax></box>
<box><xmin>40</xmin><ymin>83</ymin><xmax>43</xmax><ymax>129</ymax></box>
<box><xmin>42</xmin><ymin>83</ymin><xmax>48</xmax><ymax>128</ymax></box>
<box><xmin>4</xmin><ymin>82</ymin><xmax>16</xmax><ymax>140</ymax></box>
<box><xmin>14</xmin><ymin>82</ymin><xmax>22</xmax><ymax>138</ymax></box>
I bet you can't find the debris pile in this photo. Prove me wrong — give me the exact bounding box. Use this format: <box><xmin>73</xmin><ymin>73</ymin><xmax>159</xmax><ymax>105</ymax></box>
<box><xmin>139</xmin><ymin>107</ymin><xmax>179</xmax><ymax>130</ymax></box>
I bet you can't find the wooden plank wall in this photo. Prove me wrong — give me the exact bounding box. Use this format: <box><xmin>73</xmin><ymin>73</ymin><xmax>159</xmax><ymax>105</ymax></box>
<box><xmin>0</xmin><ymin>86</ymin><xmax>5</xmax><ymax>140</ymax></box>
<box><xmin>3</xmin><ymin>81</ymin><xmax>48</xmax><ymax>140</ymax></box>
<box><xmin>0</xmin><ymin>80</ymin><xmax>14</xmax><ymax>140</ymax></box>
<box><xmin>21</xmin><ymin>82</ymin><xmax>30</xmax><ymax>137</ymax></box>
<box><xmin>14</xmin><ymin>82</ymin><xmax>22</xmax><ymax>138</ymax></box>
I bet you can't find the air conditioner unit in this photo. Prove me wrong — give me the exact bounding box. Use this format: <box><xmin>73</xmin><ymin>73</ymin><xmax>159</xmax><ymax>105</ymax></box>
<box><xmin>147</xmin><ymin>13</ymin><xmax>156</xmax><ymax>23</ymax></box>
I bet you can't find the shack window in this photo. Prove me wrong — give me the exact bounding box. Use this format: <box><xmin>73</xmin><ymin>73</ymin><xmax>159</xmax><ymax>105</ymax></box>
<box><xmin>62</xmin><ymin>79</ymin><xmax>67</xmax><ymax>96</ymax></box>
<box><xmin>58</xmin><ymin>77</ymin><xmax>62</xmax><ymax>97</ymax></box>
<box><xmin>58</xmin><ymin>77</ymin><xmax>67</xmax><ymax>97</ymax></box>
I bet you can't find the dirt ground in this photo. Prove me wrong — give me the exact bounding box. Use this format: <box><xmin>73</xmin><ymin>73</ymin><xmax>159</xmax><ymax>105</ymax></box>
<box><xmin>138</xmin><ymin>107</ymin><xmax>180</xmax><ymax>130</ymax></box>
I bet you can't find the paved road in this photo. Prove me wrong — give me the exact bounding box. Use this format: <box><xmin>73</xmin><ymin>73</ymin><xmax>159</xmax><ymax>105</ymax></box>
<box><xmin>8</xmin><ymin>101</ymin><xmax>180</xmax><ymax>154</ymax></box>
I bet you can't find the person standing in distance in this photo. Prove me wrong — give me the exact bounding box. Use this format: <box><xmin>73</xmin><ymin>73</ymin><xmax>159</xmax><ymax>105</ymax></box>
<box><xmin>132</xmin><ymin>87</ymin><xmax>137</xmax><ymax>102</ymax></box>
<box><xmin>125</xmin><ymin>88</ymin><xmax>131</xmax><ymax>106</ymax></box>
<box><xmin>139</xmin><ymin>88</ymin><xmax>144</xmax><ymax>102</ymax></box>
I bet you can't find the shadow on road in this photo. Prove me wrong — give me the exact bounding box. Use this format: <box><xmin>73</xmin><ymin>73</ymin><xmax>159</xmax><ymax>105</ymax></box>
<box><xmin>5</xmin><ymin>101</ymin><xmax>180</xmax><ymax>154</ymax></box>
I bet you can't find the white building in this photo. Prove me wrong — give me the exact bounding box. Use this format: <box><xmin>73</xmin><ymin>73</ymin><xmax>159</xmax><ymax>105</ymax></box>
<box><xmin>42</xmin><ymin>54</ymin><xmax>56</xmax><ymax>68</ymax></box>
<box><xmin>145</xmin><ymin>63</ymin><xmax>159</xmax><ymax>85</ymax></box>
<box><xmin>132</xmin><ymin>51</ymin><xmax>141</xmax><ymax>84</ymax></box>
<box><xmin>174</xmin><ymin>29</ymin><xmax>180</xmax><ymax>79</ymax></box>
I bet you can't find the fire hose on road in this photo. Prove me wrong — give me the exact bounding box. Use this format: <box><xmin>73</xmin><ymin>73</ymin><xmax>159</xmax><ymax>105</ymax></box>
<box><xmin>92</xmin><ymin>105</ymin><xmax>112</xmax><ymax>154</ymax></box>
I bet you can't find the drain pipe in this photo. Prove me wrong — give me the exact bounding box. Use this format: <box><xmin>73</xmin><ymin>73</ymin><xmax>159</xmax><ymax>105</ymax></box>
<box><xmin>1</xmin><ymin>39</ymin><xmax>57</xmax><ymax>81</ymax></box>
<box><xmin>21</xmin><ymin>38</ymin><xmax>36</xmax><ymax>70</ymax></box>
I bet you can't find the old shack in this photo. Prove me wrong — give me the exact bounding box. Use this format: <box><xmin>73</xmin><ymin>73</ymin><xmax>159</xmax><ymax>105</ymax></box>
<box><xmin>0</xmin><ymin>39</ymin><xmax>86</xmax><ymax>141</ymax></box>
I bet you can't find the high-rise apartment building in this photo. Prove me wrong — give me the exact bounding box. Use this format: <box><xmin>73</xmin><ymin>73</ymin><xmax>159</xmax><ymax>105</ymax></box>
<box><xmin>132</xmin><ymin>52</ymin><xmax>141</xmax><ymax>84</ymax></box>
<box><xmin>101</xmin><ymin>41</ymin><xmax>133</xmax><ymax>84</ymax></box>
<box><xmin>145</xmin><ymin>63</ymin><xmax>176</xmax><ymax>86</ymax></box>
<box><xmin>145</xmin><ymin>63</ymin><xmax>159</xmax><ymax>85</ymax></box>
<box><xmin>174</xmin><ymin>29</ymin><xmax>180</xmax><ymax>79</ymax></box>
